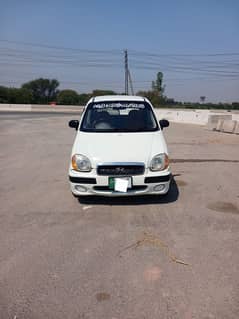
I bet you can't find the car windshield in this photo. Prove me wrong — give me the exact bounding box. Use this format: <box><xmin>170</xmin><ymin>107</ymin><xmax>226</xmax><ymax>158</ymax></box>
<box><xmin>80</xmin><ymin>101</ymin><xmax>159</xmax><ymax>132</ymax></box>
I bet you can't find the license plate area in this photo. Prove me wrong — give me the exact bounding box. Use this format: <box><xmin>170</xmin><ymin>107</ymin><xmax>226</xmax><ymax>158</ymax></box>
<box><xmin>108</xmin><ymin>176</ymin><xmax>132</xmax><ymax>192</ymax></box>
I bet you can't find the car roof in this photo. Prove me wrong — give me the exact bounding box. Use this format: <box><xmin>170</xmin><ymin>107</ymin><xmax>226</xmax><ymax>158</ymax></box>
<box><xmin>88</xmin><ymin>95</ymin><xmax>146</xmax><ymax>103</ymax></box>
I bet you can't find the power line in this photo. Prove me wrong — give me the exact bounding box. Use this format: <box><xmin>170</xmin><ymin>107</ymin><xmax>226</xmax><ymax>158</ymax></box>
<box><xmin>1</xmin><ymin>39</ymin><xmax>239</xmax><ymax>57</ymax></box>
<box><xmin>0</xmin><ymin>39</ymin><xmax>238</xmax><ymax>95</ymax></box>
<box><xmin>0</xmin><ymin>39</ymin><xmax>121</xmax><ymax>55</ymax></box>
<box><xmin>129</xmin><ymin>49</ymin><xmax>239</xmax><ymax>57</ymax></box>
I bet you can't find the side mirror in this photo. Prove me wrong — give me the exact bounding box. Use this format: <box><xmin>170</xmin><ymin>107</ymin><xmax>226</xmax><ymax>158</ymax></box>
<box><xmin>69</xmin><ymin>120</ymin><xmax>79</xmax><ymax>130</ymax></box>
<box><xmin>159</xmin><ymin>119</ymin><xmax>169</xmax><ymax>130</ymax></box>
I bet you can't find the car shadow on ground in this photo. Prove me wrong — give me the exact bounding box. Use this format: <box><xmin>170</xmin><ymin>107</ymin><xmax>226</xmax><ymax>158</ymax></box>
<box><xmin>77</xmin><ymin>178</ymin><xmax>179</xmax><ymax>206</ymax></box>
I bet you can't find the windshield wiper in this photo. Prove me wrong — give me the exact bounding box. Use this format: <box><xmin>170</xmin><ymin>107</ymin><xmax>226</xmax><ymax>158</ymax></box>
<box><xmin>81</xmin><ymin>127</ymin><xmax>157</xmax><ymax>133</ymax></box>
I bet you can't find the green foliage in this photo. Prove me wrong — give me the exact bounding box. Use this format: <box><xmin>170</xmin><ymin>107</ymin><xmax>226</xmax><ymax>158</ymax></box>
<box><xmin>57</xmin><ymin>89</ymin><xmax>79</xmax><ymax>105</ymax></box>
<box><xmin>231</xmin><ymin>102</ymin><xmax>239</xmax><ymax>110</ymax></box>
<box><xmin>0</xmin><ymin>86</ymin><xmax>8</xmax><ymax>103</ymax></box>
<box><xmin>78</xmin><ymin>93</ymin><xmax>92</xmax><ymax>105</ymax></box>
<box><xmin>8</xmin><ymin>88</ymin><xmax>33</xmax><ymax>104</ymax></box>
<box><xmin>92</xmin><ymin>89</ymin><xmax>117</xmax><ymax>96</ymax></box>
<box><xmin>0</xmin><ymin>86</ymin><xmax>33</xmax><ymax>104</ymax></box>
<box><xmin>137</xmin><ymin>90</ymin><xmax>167</xmax><ymax>107</ymax></box>
<box><xmin>137</xmin><ymin>71</ymin><xmax>167</xmax><ymax>107</ymax></box>
<box><xmin>0</xmin><ymin>74</ymin><xmax>238</xmax><ymax>109</ymax></box>
<box><xmin>22</xmin><ymin>78</ymin><xmax>59</xmax><ymax>104</ymax></box>
<box><xmin>151</xmin><ymin>72</ymin><xmax>165</xmax><ymax>97</ymax></box>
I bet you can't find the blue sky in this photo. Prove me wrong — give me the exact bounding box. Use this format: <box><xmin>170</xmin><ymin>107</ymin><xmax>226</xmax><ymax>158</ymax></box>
<box><xmin>0</xmin><ymin>0</ymin><xmax>239</xmax><ymax>102</ymax></box>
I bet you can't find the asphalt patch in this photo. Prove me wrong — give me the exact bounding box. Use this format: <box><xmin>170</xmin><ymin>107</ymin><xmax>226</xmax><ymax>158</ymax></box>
<box><xmin>96</xmin><ymin>292</ymin><xmax>111</xmax><ymax>302</ymax></box>
<box><xmin>176</xmin><ymin>180</ymin><xmax>187</xmax><ymax>186</ymax></box>
<box><xmin>207</xmin><ymin>202</ymin><xmax>239</xmax><ymax>215</ymax></box>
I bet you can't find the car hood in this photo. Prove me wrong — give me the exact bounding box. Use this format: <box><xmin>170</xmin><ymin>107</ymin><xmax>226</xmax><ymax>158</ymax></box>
<box><xmin>72</xmin><ymin>131</ymin><xmax>168</xmax><ymax>168</ymax></box>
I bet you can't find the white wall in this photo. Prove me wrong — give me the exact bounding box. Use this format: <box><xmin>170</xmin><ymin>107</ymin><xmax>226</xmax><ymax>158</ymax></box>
<box><xmin>155</xmin><ymin>109</ymin><xmax>239</xmax><ymax>125</ymax></box>
<box><xmin>1</xmin><ymin>103</ymin><xmax>239</xmax><ymax>125</ymax></box>
<box><xmin>0</xmin><ymin>103</ymin><xmax>32</xmax><ymax>111</ymax></box>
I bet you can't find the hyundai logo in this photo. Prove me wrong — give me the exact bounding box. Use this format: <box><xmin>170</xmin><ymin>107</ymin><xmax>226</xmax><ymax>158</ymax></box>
<box><xmin>115</xmin><ymin>167</ymin><xmax>127</xmax><ymax>174</ymax></box>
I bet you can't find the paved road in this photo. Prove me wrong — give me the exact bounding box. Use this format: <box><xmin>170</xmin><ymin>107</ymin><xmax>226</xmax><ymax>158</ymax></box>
<box><xmin>0</xmin><ymin>113</ymin><xmax>239</xmax><ymax>319</ymax></box>
<box><xmin>0</xmin><ymin>111</ymin><xmax>82</xmax><ymax>120</ymax></box>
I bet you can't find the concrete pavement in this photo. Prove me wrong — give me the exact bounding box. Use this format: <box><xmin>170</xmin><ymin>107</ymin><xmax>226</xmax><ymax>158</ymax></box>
<box><xmin>0</xmin><ymin>113</ymin><xmax>239</xmax><ymax>319</ymax></box>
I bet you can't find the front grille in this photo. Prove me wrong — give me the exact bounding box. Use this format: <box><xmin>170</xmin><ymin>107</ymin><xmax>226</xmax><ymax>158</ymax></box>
<box><xmin>97</xmin><ymin>164</ymin><xmax>145</xmax><ymax>176</ymax></box>
<box><xmin>94</xmin><ymin>186</ymin><xmax>147</xmax><ymax>192</ymax></box>
<box><xmin>144</xmin><ymin>174</ymin><xmax>172</xmax><ymax>183</ymax></box>
<box><xmin>69</xmin><ymin>176</ymin><xmax>96</xmax><ymax>184</ymax></box>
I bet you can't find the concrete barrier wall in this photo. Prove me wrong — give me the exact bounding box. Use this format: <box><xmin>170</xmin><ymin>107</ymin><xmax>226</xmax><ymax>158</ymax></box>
<box><xmin>0</xmin><ymin>103</ymin><xmax>83</xmax><ymax>113</ymax></box>
<box><xmin>0</xmin><ymin>103</ymin><xmax>32</xmax><ymax>111</ymax></box>
<box><xmin>235</xmin><ymin>122</ymin><xmax>239</xmax><ymax>134</ymax></box>
<box><xmin>207</xmin><ymin>114</ymin><xmax>232</xmax><ymax>130</ymax></box>
<box><xmin>232</xmin><ymin>114</ymin><xmax>239</xmax><ymax>121</ymax></box>
<box><xmin>1</xmin><ymin>104</ymin><xmax>239</xmax><ymax>129</ymax></box>
<box><xmin>154</xmin><ymin>109</ymin><xmax>239</xmax><ymax>135</ymax></box>
<box><xmin>155</xmin><ymin>109</ymin><xmax>239</xmax><ymax>125</ymax></box>
<box><xmin>31</xmin><ymin>104</ymin><xmax>84</xmax><ymax>112</ymax></box>
<box><xmin>154</xmin><ymin>109</ymin><xmax>232</xmax><ymax>125</ymax></box>
<box><xmin>216</xmin><ymin>119</ymin><xmax>224</xmax><ymax>131</ymax></box>
<box><xmin>221</xmin><ymin>120</ymin><xmax>237</xmax><ymax>133</ymax></box>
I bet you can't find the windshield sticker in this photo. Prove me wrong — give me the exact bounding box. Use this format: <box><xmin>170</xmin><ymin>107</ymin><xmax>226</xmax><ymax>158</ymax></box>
<box><xmin>119</xmin><ymin>109</ymin><xmax>129</xmax><ymax>115</ymax></box>
<box><xmin>93</xmin><ymin>103</ymin><xmax>145</xmax><ymax>109</ymax></box>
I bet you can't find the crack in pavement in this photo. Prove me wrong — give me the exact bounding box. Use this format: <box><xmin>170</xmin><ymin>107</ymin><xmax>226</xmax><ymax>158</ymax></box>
<box><xmin>117</xmin><ymin>232</ymin><xmax>189</xmax><ymax>266</ymax></box>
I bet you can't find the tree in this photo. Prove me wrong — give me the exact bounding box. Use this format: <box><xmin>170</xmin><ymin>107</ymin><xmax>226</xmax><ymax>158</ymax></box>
<box><xmin>92</xmin><ymin>89</ymin><xmax>116</xmax><ymax>96</ymax></box>
<box><xmin>143</xmin><ymin>72</ymin><xmax>166</xmax><ymax>106</ymax></box>
<box><xmin>78</xmin><ymin>93</ymin><xmax>92</xmax><ymax>105</ymax></box>
<box><xmin>137</xmin><ymin>71</ymin><xmax>168</xmax><ymax>107</ymax></box>
<box><xmin>0</xmin><ymin>86</ymin><xmax>8</xmax><ymax>103</ymax></box>
<box><xmin>137</xmin><ymin>90</ymin><xmax>161</xmax><ymax>107</ymax></box>
<box><xmin>0</xmin><ymin>86</ymin><xmax>32</xmax><ymax>104</ymax></box>
<box><xmin>22</xmin><ymin>78</ymin><xmax>59</xmax><ymax>104</ymax></box>
<box><xmin>152</xmin><ymin>72</ymin><xmax>165</xmax><ymax>97</ymax></box>
<box><xmin>8</xmin><ymin>88</ymin><xmax>33</xmax><ymax>104</ymax></box>
<box><xmin>57</xmin><ymin>89</ymin><xmax>79</xmax><ymax>105</ymax></box>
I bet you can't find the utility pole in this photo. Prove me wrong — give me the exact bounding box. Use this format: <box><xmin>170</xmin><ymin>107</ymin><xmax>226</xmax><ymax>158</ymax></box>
<box><xmin>124</xmin><ymin>50</ymin><xmax>129</xmax><ymax>95</ymax></box>
<box><xmin>128</xmin><ymin>70</ymin><xmax>134</xmax><ymax>95</ymax></box>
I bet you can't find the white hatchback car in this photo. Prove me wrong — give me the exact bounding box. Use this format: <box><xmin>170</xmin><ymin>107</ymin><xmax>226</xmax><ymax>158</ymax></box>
<box><xmin>68</xmin><ymin>95</ymin><xmax>171</xmax><ymax>197</ymax></box>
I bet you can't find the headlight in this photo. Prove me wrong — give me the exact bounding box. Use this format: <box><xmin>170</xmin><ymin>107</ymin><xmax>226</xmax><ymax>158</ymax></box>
<box><xmin>71</xmin><ymin>154</ymin><xmax>91</xmax><ymax>172</ymax></box>
<box><xmin>150</xmin><ymin>153</ymin><xmax>169</xmax><ymax>171</ymax></box>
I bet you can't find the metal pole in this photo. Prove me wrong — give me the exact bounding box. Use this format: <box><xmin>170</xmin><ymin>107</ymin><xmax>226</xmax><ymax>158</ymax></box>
<box><xmin>128</xmin><ymin>70</ymin><xmax>134</xmax><ymax>95</ymax></box>
<box><xmin>124</xmin><ymin>50</ymin><xmax>128</xmax><ymax>95</ymax></box>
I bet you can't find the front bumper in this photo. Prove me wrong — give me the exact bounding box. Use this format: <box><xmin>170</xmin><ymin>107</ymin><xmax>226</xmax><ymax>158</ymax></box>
<box><xmin>69</xmin><ymin>168</ymin><xmax>172</xmax><ymax>197</ymax></box>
